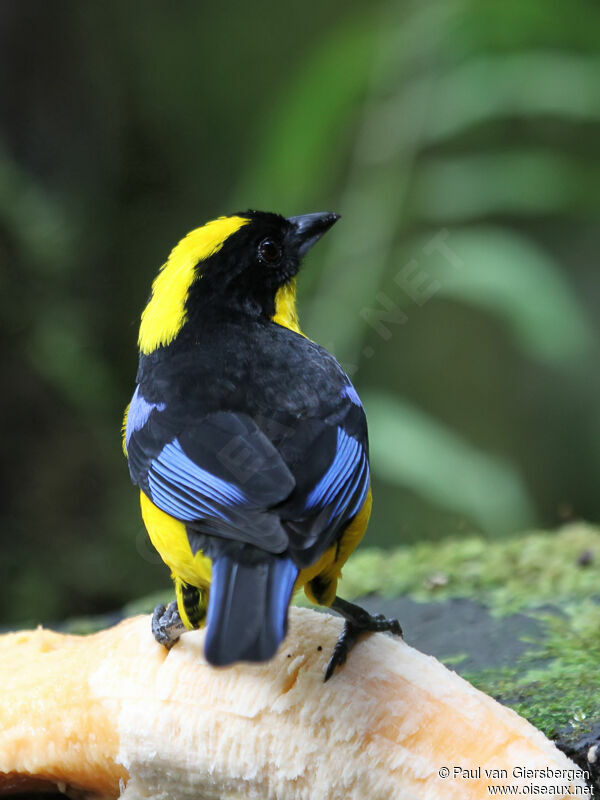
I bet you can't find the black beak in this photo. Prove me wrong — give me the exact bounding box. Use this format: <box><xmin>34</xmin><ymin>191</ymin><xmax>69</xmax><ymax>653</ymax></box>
<box><xmin>287</xmin><ymin>212</ymin><xmax>340</xmax><ymax>257</ymax></box>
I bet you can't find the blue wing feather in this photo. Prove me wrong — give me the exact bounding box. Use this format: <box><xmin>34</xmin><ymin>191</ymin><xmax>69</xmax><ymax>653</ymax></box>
<box><xmin>131</xmin><ymin>417</ymin><xmax>296</xmax><ymax>552</ymax></box>
<box><xmin>153</xmin><ymin>439</ymin><xmax>246</xmax><ymax>504</ymax></box>
<box><xmin>126</xmin><ymin>382</ymin><xmax>367</xmax><ymax>559</ymax></box>
<box><xmin>148</xmin><ymin>438</ymin><xmax>247</xmax><ymax>522</ymax></box>
<box><xmin>304</xmin><ymin>427</ymin><xmax>369</xmax><ymax>526</ymax></box>
<box><xmin>330</xmin><ymin>452</ymin><xmax>368</xmax><ymax>522</ymax></box>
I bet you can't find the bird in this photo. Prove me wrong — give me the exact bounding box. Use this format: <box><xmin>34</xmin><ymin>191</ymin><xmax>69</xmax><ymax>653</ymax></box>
<box><xmin>123</xmin><ymin>210</ymin><xmax>402</xmax><ymax>680</ymax></box>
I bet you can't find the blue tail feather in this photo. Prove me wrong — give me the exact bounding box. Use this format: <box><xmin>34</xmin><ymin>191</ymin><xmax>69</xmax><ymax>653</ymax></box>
<box><xmin>204</xmin><ymin>555</ymin><xmax>298</xmax><ymax>666</ymax></box>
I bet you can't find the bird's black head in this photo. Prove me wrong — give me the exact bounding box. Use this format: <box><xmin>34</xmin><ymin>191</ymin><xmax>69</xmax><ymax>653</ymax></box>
<box><xmin>191</xmin><ymin>209</ymin><xmax>339</xmax><ymax>311</ymax></box>
<box><xmin>138</xmin><ymin>210</ymin><xmax>340</xmax><ymax>354</ymax></box>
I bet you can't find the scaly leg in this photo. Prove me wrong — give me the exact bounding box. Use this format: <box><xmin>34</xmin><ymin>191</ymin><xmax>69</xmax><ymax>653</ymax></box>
<box><xmin>152</xmin><ymin>579</ymin><xmax>208</xmax><ymax>649</ymax></box>
<box><xmin>152</xmin><ymin>600</ymin><xmax>186</xmax><ymax>648</ymax></box>
<box><xmin>325</xmin><ymin>596</ymin><xmax>403</xmax><ymax>681</ymax></box>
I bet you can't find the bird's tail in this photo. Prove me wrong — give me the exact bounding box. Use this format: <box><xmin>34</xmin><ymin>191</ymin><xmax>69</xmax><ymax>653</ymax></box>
<box><xmin>204</xmin><ymin>554</ymin><xmax>298</xmax><ymax>666</ymax></box>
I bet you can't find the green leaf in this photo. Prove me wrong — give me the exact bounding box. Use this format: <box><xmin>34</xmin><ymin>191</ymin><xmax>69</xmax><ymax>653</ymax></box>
<box><xmin>364</xmin><ymin>390</ymin><xmax>535</xmax><ymax>533</ymax></box>
<box><xmin>26</xmin><ymin>306</ymin><xmax>118</xmax><ymax>417</ymax></box>
<box><xmin>404</xmin><ymin>226</ymin><xmax>594</xmax><ymax>364</ymax></box>
<box><xmin>0</xmin><ymin>148</ymin><xmax>74</xmax><ymax>274</ymax></box>
<box><xmin>425</xmin><ymin>53</ymin><xmax>600</xmax><ymax>144</ymax></box>
<box><xmin>413</xmin><ymin>151</ymin><xmax>600</xmax><ymax>220</ymax></box>
<box><xmin>233</xmin><ymin>14</ymin><xmax>379</xmax><ymax>212</ymax></box>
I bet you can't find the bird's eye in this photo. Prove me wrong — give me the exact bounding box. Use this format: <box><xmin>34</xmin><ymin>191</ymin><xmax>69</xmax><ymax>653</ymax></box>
<box><xmin>258</xmin><ymin>238</ymin><xmax>282</xmax><ymax>265</ymax></box>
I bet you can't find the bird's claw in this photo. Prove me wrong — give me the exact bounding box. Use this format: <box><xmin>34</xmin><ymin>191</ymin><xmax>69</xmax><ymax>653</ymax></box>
<box><xmin>369</xmin><ymin>613</ymin><xmax>403</xmax><ymax>636</ymax></box>
<box><xmin>324</xmin><ymin>598</ymin><xmax>403</xmax><ymax>681</ymax></box>
<box><xmin>324</xmin><ymin>621</ymin><xmax>359</xmax><ymax>681</ymax></box>
<box><xmin>152</xmin><ymin>601</ymin><xmax>186</xmax><ymax>649</ymax></box>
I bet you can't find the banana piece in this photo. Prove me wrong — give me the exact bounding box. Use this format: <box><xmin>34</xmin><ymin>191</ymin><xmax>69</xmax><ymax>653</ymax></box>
<box><xmin>0</xmin><ymin>608</ymin><xmax>587</xmax><ymax>799</ymax></box>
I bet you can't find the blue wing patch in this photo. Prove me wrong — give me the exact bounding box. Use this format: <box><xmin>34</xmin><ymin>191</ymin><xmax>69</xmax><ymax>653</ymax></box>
<box><xmin>126</xmin><ymin>386</ymin><xmax>166</xmax><ymax>447</ymax></box>
<box><xmin>127</xmin><ymin>410</ymin><xmax>296</xmax><ymax>553</ymax></box>
<box><xmin>341</xmin><ymin>382</ymin><xmax>362</xmax><ymax>407</ymax></box>
<box><xmin>148</xmin><ymin>438</ymin><xmax>247</xmax><ymax>523</ymax></box>
<box><xmin>305</xmin><ymin>427</ymin><xmax>369</xmax><ymax>524</ymax></box>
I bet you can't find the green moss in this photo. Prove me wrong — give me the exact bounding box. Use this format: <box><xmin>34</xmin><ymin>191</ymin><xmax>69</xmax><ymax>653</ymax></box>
<box><xmin>339</xmin><ymin>522</ymin><xmax>600</xmax><ymax>615</ymax></box>
<box><xmin>335</xmin><ymin>523</ymin><xmax>600</xmax><ymax>742</ymax></box>
<box><xmin>463</xmin><ymin>601</ymin><xmax>600</xmax><ymax>742</ymax></box>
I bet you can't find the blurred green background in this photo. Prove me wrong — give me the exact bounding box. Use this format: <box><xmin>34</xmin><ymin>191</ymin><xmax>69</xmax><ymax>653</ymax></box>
<box><xmin>2</xmin><ymin>0</ymin><xmax>599</xmax><ymax>626</ymax></box>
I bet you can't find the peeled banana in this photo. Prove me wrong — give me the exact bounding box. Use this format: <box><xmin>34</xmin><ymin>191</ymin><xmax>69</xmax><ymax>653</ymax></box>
<box><xmin>0</xmin><ymin>608</ymin><xmax>587</xmax><ymax>799</ymax></box>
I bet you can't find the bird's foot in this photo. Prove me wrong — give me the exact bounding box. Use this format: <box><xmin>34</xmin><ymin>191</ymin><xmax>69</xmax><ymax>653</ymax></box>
<box><xmin>324</xmin><ymin>597</ymin><xmax>403</xmax><ymax>682</ymax></box>
<box><xmin>152</xmin><ymin>601</ymin><xmax>187</xmax><ymax>649</ymax></box>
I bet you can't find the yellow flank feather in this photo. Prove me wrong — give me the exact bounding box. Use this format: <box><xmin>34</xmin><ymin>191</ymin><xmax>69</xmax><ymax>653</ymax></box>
<box><xmin>139</xmin><ymin>491</ymin><xmax>212</xmax><ymax>588</ymax></box>
<box><xmin>298</xmin><ymin>487</ymin><xmax>372</xmax><ymax>607</ymax></box>
<box><xmin>140</xmin><ymin>480</ymin><xmax>370</xmax><ymax>612</ymax></box>
<box><xmin>138</xmin><ymin>216</ymin><xmax>250</xmax><ymax>355</ymax></box>
<box><xmin>174</xmin><ymin>578</ymin><xmax>206</xmax><ymax>630</ymax></box>
<box><xmin>174</xmin><ymin>579</ymin><xmax>192</xmax><ymax>628</ymax></box>
<box><xmin>272</xmin><ymin>278</ymin><xmax>304</xmax><ymax>335</ymax></box>
<box><xmin>121</xmin><ymin>403</ymin><xmax>130</xmax><ymax>456</ymax></box>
